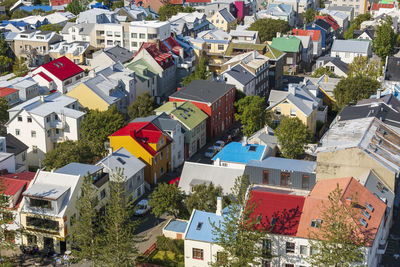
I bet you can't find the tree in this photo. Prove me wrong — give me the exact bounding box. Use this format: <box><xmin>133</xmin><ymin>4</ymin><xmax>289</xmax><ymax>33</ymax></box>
<box><xmin>185</xmin><ymin>183</ymin><xmax>225</xmax><ymax>214</ymax></box>
<box><xmin>111</xmin><ymin>0</ymin><xmax>124</xmax><ymax>10</ymax></box>
<box><xmin>0</xmin><ymin>34</ymin><xmax>9</xmax><ymax>57</ymax></box>
<box><xmin>39</xmin><ymin>24</ymin><xmax>63</xmax><ymax>33</ymax></box>
<box><xmin>0</xmin><ymin>98</ymin><xmax>9</xmax><ymax>134</ymax></box>
<box><xmin>10</xmin><ymin>10</ymin><xmax>31</xmax><ymax>19</ymax></box>
<box><xmin>13</xmin><ymin>57</ymin><xmax>29</xmax><ymax>77</ymax></box>
<box><xmin>343</xmin><ymin>24</ymin><xmax>356</xmax><ymax>39</ymax></box>
<box><xmin>0</xmin><ymin>178</ymin><xmax>16</xmax><ymax>252</ymax></box>
<box><xmin>127</xmin><ymin>92</ymin><xmax>155</xmax><ymax>121</ymax></box>
<box><xmin>374</xmin><ymin>19</ymin><xmax>396</xmax><ymax>60</ymax></box>
<box><xmin>70</xmin><ymin>175</ymin><xmax>103</xmax><ymax>266</ymax></box>
<box><xmin>80</xmin><ymin>106</ymin><xmax>125</xmax><ymax>156</ymax></box>
<box><xmin>0</xmin><ymin>56</ymin><xmax>12</xmax><ymax>74</ymax></box>
<box><xmin>302</xmin><ymin>8</ymin><xmax>317</xmax><ymax>24</ymax></box>
<box><xmin>248</xmin><ymin>18</ymin><xmax>290</xmax><ymax>43</ymax></box>
<box><xmin>66</xmin><ymin>0</ymin><xmax>86</xmax><ymax>15</ymax></box>
<box><xmin>235</xmin><ymin>95</ymin><xmax>269</xmax><ymax>137</ymax></box>
<box><xmin>311</xmin><ymin>67</ymin><xmax>339</xmax><ymax>78</ymax></box>
<box><xmin>148</xmin><ymin>183</ymin><xmax>185</xmax><ymax>218</ymax></box>
<box><xmin>333</xmin><ymin>76</ymin><xmax>380</xmax><ymax>110</ymax></box>
<box><xmin>158</xmin><ymin>3</ymin><xmax>183</xmax><ymax>21</ymax></box>
<box><xmin>101</xmin><ymin>169</ymin><xmax>139</xmax><ymax>265</ymax></box>
<box><xmin>145</xmin><ymin>14</ymin><xmax>153</xmax><ymax>21</ymax></box>
<box><xmin>347</xmin><ymin>56</ymin><xmax>381</xmax><ymax>80</ymax></box>
<box><xmin>210</xmin><ymin>175</ymin><xmax>270</xmax><ymax>266</ymax></box>
<box><xmin>306</xmin><ymin>184</ymin><xmax>366</xmax><ymax>266</ymax></box>
<box><xmin>275</xmin><ymin>117</ymin><xmax>311</xmax><ymax>159</ymax></box>
<box><xmin>42</xmin><ymin>140</ymin><xmax>95</xmax><ymax>170</ymax></box>
<box><xmin>3</xmin><ymin>0</ymin><xmax>18</xmax><ymax>17</ymax></box>
<box><xmin>181</xmin><ymin>56</ymin><xmax>209</xmax><ymax>86</ymax></box>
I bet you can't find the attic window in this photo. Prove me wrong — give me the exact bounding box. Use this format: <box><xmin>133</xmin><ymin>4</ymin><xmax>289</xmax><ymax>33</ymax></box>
<box><xmin>270</xmin><ymin>217</ymin><xmax>276</xmax><ymax>226</ymax></box>
<box><xmin>310</xmin><ymin>219</ymin><xmax>322</xmax><ymax>228</ymax></box>
<box><xmin>58</xmin><ymin>62</ymin><xmax>64</xmax><ymax>67</ymax></box>
<box><xmin>117</xmin><ymin>157</ymin><xmax>126</xmax><ymax>165</ymax></box>
<box><xmin>361</xmin><ymin>210</ymin><xmax>371</xmax><ymax>220</ymax></box>
<box><xmin>359</xmin><ymin>218</ymin><xmax>368</xmax><ymax>228</ymax></box>
<box><xmin>249</xmin><ymin>145</ymin><xmax>257</xmax><ymax>152</ymax></box>
<box><xmin>54</xmin><ymin>63</ymin><xmax>59</xmax><ymax>68</ymax></box>
<box><xmin>196</xmin><ymin>222</ymin><xmax>203</xmax><ymax>230</ymax></box>
<box><xmin>365</xmin><ymin>202</ymin><xmax>374</xmax><ymax>212</ymax></box>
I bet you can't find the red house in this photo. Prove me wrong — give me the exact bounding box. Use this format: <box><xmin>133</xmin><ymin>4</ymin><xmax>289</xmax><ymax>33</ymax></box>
<box><xmin>169</xmin><ymin>80</ymin><xmax>235</xmax><ymax>139</ymax></box>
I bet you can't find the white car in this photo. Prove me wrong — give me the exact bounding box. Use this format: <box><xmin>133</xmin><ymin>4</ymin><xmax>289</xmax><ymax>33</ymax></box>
<box><xmin>134</xmin><ymin>199</ymin><xmax>151</xmax><ymax>216</ymax></box>
<box><xmin>205</xmin><ymin>146</ymin><xmax>217</xmax><ymax>158</ymax></box>
<box><xmin>213</xmin><ymin>140</ymin><xmax>225</xmax><ymax>151</ymax></box>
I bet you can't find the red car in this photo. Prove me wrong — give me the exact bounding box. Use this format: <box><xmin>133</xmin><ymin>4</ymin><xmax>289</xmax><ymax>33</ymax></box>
<box><xmin>169</xmin><ymin>177</ymin><xmax>180</xmax><ymax>186</ymax></box>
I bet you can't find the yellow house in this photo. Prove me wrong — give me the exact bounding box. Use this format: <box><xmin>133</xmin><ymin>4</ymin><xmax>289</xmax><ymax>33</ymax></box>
<box><xmin>67</xmin><ymin>82</ymin><xmax>111</xmax><ymax>111</ymax></box>
<box><xmin>268</xmin><ymin>85</ymin><xmax>319</xmax><ymax>133</ymax></box>
<box><xmin>208</xmin><ymin>8</ymin><xmax>237</xmax><ymax>32</ymax></box>
<box><xmin>109</xmin><ymin>122</ymin><xmax>172</xmax><ymax>185</ymax></box>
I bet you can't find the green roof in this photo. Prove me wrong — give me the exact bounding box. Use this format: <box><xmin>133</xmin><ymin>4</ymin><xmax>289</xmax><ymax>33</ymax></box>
<box><xmin>155</xmin><ymin>101</ymin><xmax>208</xmax><ymax>130</ymax></box>
<box><xmin>225</xmin><ymin>43</ymin><xmax>284</xmax><ymax>60</ymax></box>
<box><xmin>125</xmin><ymin>59</ymin><xmax>157</xmax><ymax>82</ymax></box>
<box><xmin>271</xmin><ymin>36</ymin><xmax>301</xmax><ymax>53</ymax></box>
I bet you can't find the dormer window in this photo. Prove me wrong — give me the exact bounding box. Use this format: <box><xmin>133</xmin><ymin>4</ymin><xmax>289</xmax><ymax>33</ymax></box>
<box><xmin>29</xmin><ymin>198</ymin><xmax>52</xmax><ymax>209</ymax></box>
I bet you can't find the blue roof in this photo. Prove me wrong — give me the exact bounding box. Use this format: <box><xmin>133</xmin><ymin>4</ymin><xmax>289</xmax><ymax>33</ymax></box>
<box><xmin>371</xmin><ymin>86</ymin><xmax>400</xmax><ymax>101</ymax></box>
<box><xmin>248</xmin><ymin>157</ymin><xmax>316</xmax><ymax>173</ymax></box>
<box><xmin>164</xmin><ymin>219</ymin><xmax>188</xmax><ymax>233</ymax></box>
<box><xmin>185</xmin><ymin>210</ymin><xmax>224</xmax><ymax>243</ymax></box>
<box><xmin>20</xmin><ymin>5</ymin><xmax>52</xmax><ymax>12</ymax></box>
<box><xmin>212</xmin><ymin>142</ymin><xmax>266</xmax><ymax>164</ymax></box>
<box><xmin>55</xmin><ymin>163</ymin><xmax>102</xmax><ymax>177</ymax></box>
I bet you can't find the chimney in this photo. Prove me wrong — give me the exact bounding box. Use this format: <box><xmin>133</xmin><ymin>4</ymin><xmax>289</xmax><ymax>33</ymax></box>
<box><xmin>39</xmin><ymin>95</ymin><xmax>45</xmax><ymax>103</ymax></box>
<box><xmin>173</xmin><ymin>101</ymin><xmax>177</xmax><ymax>109</ymax></box>
<box><xmin>228</xmin><ymin>64</ymin><xmax>231</xmax><ymax>71</ymax></box>
<box><xmin>108</xmin><ymin>147</ymin><xmax>113</xmax><ymax>155</ymax></box>
<box><xmin>276</xmin><ymin>32</ymin><xmax>281</xmax><ymax>38</ymax></box>
<box><xmin>288</xmin><ymin>84</ymin><xmax>296</xmax><ymax>95</ymax></box>
<box><xmin>242</xmin><ymin>136</ymin><xmax>248</xmax><ymax>146</ymax></box>
<box><xmin>216</xmin><ymin>197</ymin><xmax>222</xmax><ymax>216</ymax></box>
<box><xmin>324</xmin><ymin>74</ymin><xmax>328</xmax><ymax>83</ymax></box>
<box><xmin>377</xmin><ymin>89</ymin><xmax>381</xmax><ymax>99</ymax></box>
<box><xmin>215</xmin><ymin>157</ymin><xmax>221</xmax><ymax>166</ymax></box>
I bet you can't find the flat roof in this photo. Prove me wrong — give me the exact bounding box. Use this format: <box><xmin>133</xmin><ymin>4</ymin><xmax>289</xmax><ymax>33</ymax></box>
<box><xmin>164</xmin><ymin>219</ymin><xmax>188</xmax><ymax>233</ymax></box>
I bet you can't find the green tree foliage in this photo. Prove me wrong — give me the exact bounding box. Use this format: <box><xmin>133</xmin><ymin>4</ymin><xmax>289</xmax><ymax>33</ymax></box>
<box><xmin>248</xmin><ymin>18</ymin><xmax>290</xmax><ymax>42</ymax></box>
<box><xmin>0</xmin><ymin>98</ymin><xmax>9</xmax><ymax>134</ymax></box>
<box><xmin>344</xmin><ymin>13</ymin><xmax>372</xmax><ymax>39</ymax></box>
<box><xmin>145</xmin><ymin>14</ymin><xmax>153</xmax><ymax>21</ymax></box>
<box><xmin>185</xmin><ymin>183</ymin><xmax>225</xmax><ymax>214</ymax></box>
<box><xmin>39</xmin><ymin>24</ymin><xmax>63</xmax><ymax>33</ymax></box>
<box><xmin>347</xmin><ymin>56</ymin><xmax>381</xmax><ymax>79</ymax></box>
<box><xmin>66</xmin><ymin>0</ymin><xmax>86</xmax><ymax>15</ymax></box>
<box><xmin>80</xmin><ymin>106</ymin><xmax>126</xmax><ymax>156</ymax></box>
<box><xmin>275</xmin><ymin>117</ymin><xmax>311</xmax><ymax>159</ymax></box>
<box><xmin>343</xmin><ymin>24</ymin><xmax>357</xmax><ymax>39</ymax></box>
<box><xmin>181</xmin><ymin>57</ymin><xmax>209</xmax><ymax>86</ymax></box>
<box><xmin>0</xmin><ymin>56</ymin><xmax>12</xmax><ymax>75</ymax></box>
<box><xmin>10</xmin><ymin>10</ymin><xmax>31</xmax><ymax>19</ymax></box>
<box><xmin>311</xmin><ymin>67</ymin><xmax>339</xmax><ymax>78</ymax></box>
<box><xmin>3</xmin><ymin>0</ymin><xmax>18</xmax><ymax>17</ymax></box>
<box><xmin>101</xmin><ymin>169</ymin><xmax>139</xmax><ymax>265</ymax></box>
<box><xmin>127</xmin><ymin>92</ymin><xmax>155</xmax><ymax>121</ymax></box>
<box><xmin>307</xmin><ymin>184</ymin><xmax>366</xmax><ymax>266</ymax></box>
<box><xmin>111</xmin><ymin>0</ymin><xmax>124</xmax><ymax>10</ymax></box>
<box><xmin>13</xmin><ymin>57</ymin><xmax>29</xmax><ymax>77</ymax></box>
<box><xmin>0</xmin><ymin>34</ymin><xmax>9</xmax><ymax>57</ymax></box>
<box><xmin>42</xmin><ymin>140</ymin><xmax>95</xmax><ymax>170</ymax></box>
<box><xmin>333</xmin><ymin>76</ymin><xmax>380</xmax><ymax>110</ymax></box>
<box><xmin>235</xmin><ymin>95</ymin><xmax>269</xmax><ymax>137</ymax></box>
<box><xmin>148</xmin><ymin>183</ymin><xmax>185</xmax><ymax>218</ymax></box>
<box><xmin>318</xmin><ymin>0</ymin><xmax>325</xmax><ymax>8</ymax></box>
<box><xmin>210</xmin><ymin>175</ymin><xmax>270</xmax><ymax>266</ymax></box>
<box><xmin>70</xmin><ymin>175</ymin><xmax>103</xmax><ymax>266</ymax></box>
<box><xmin>302</xmin><ymin>8</ymin><xmax>317</xmax><ymax>24</ymax></box>
<box><xmin>158</xmin><ymin>3</ymin><xmax>186</xmax><ymax>21</ymax></box>
<box><xmin>374</xmin><ymin>19</ymin><xmax>396</xmax><ymax>60</ymax></box>
<box><xmin>0</xmin><ymin>178</ymin><xmax>16</xmax><ymax>251</ymax></box>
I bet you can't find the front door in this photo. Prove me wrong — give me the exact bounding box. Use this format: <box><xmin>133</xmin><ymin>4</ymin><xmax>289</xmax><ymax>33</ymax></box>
<box><xmin>44</xmin><ymin>237</ymin><xmax>54</xmax><ymax>251</ymax></box>
<box><xmin>60</xmin><ymin>241</ymin><xmax>66</xmax><ymax>254</ymax></box>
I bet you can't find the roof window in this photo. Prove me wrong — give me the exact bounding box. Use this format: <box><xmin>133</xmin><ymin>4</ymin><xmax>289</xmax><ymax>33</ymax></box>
<box><xmin>196</xmin><ymin>222</ymin><xmax>203</xmax><ymax>230</ymax></box>
<box><xmin>310</xmin><ymin>219</ymin><xmax>322</xmax><ymax>228</ymax></box>
<box><xmin>117</xmin><ymin>157</ymin><xmax>126</xmax><ymax>165</ymax></box>
<box><xmin>365</xmin><ymin>202</ymin><xmax>374</xmax><ymax>212</ymax></box>
<box><xmin>359</xmin><ymin>218</ymin><xmax>368</xmax><ymax>228</ymax></box>
<box><xmin>362</xmin><ymin>210</ymin><xmax>371</xmax><ymax>220</ymax></box>
<box><xmin>249</xmin><ymin>145</ymin><xmax>257</xmax><ymax>152</ymax></box>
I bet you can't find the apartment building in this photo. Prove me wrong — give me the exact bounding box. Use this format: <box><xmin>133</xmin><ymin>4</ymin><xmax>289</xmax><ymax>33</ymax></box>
<box><xmin>128</xmin><ymin>20</ymin><xmax>171</xmax><ymax>52</ymax></box>
<box><xmin>6</xmin><ymin>93</ymin><xmax>85</xmax><ymax>167</ymax></box>
<box><xmin>329</xmin><ymin>0</ymin><xmax>366</xmax><ymax>16</ymax></box>
<box><xmin>49</xmin><ymin>41</ymin><xmax>95</xmax><ymax>65</ymax></box>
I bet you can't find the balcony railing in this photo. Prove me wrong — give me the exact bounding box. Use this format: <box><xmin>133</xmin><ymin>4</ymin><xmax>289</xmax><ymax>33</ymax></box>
<box><xmin>377</xmin><ymin>242</ymin><xmax>387</xmax><ymax>254</ymax></box>
<box><xmin>49</xmin><ymin>120</ymin><xmax>65</xmax><ymax>129</ymax></box>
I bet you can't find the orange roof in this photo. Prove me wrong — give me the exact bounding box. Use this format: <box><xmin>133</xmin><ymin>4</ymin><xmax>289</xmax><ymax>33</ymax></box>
<box><xmin>297</xmin><ymin>177</ymin><xmax>386</xmax><ymax>246</ymax></box>
<box><xmin>0</xmin><ymin>87</ymin><xmax>18</xmax><ymax>97</ymax></box>
<box><xmin>372</xmin><ymin>3</ymin><xmax>395</xmax><ymax>10</ymax></box>
<box><xmin>292</xmin><ymin>29</ymin><xmax>321</xmax><ymax>42</ymax></box>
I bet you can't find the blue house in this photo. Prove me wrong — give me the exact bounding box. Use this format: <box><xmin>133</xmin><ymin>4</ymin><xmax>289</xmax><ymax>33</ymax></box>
<box><xmin>307</xmin><ymin>19</ymin><xmax>332</xmax><ymax>49</ymax></box>
<box><xmin>212</xmin><ymin>142</ymin><xmax>267</xmax><ymax>168</ymax></box>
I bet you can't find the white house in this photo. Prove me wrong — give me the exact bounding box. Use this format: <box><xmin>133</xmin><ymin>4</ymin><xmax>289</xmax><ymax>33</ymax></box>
<box><xmin>6</xmin><ymin>93</ymin><xmax>85</xmax><ymax>167</ymax></box>
<box><xmin>0</xmin><ymin>76</ymin><xmax>39</xmax><ymax>102</ymax></box>
<box><xmin>330</xmin><ymin>39</ymin><xmax>372</xmax><ymax>64</ymax></box>
<box><xmin>128</xmin><ymin>20</ymin><xmax>171</xmax><ymax>52</ymax></box>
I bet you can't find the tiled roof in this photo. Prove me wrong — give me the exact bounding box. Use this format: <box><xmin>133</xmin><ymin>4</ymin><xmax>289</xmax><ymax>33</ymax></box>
<box><xmin>292</xmin><ymin>29</ymin><xmax>321</xmax><ymax>42</ymax></box>
<box><xmin>271</xmin><ymin>36</ymin><xmax>301</xmax><ymax>53</ymax></box>
<box><xmin>249</xmin><ymin>188</ymin><xmax>306</xmax><ymax>236</ymax></box>
<box><xmin>371</xmin><ymin>3</ymin><xmax>395</xmax><ymax>10</ymax></box>
<box><xmin>0</xmin><ymin>87</ymin><xmax>18</xmax><ymax>97</ymax></box>
<box><xmin>33</xmin><ymin>56</ymin><xmax>84</xmax><ymax>81</ymax></box>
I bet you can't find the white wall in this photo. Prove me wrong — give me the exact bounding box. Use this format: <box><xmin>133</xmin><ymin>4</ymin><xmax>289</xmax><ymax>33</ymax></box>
<box><xmin>184</xmin><ymin>239</ymin><xmax>223</xmax><ymax>267</ymax></box>
<box><xmin>0</xmin><ymin>153</ymin><xmax>16</xmax><ymax>173</ymax></box>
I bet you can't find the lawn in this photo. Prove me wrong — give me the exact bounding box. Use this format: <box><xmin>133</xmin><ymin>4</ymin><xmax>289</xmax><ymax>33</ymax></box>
<box><xmin>146</xmin><ymin>249</ymin><xmax>184</xmax><ymax>267</ymax></box>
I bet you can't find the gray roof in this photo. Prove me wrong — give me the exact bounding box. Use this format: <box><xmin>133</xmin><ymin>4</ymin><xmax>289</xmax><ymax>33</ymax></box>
<box><xmin>132</xmin><ymin>113</ymin><xmax>178</xmax><ymax>132</ymax></box>
<box><xmin>171</xmin><ymin>80</ymin><xmax>235</xmax><ymax>104</ymax></box>
<box><xmin>358</xmin><ymin>94</ymin><xmax>400</xmax><ymax>112</ymax></box>
<box><xmin>5</xmin><ymin>133</ymin><xmax>28</xmax><ymax>156</ymax></box>
<box><xmin>325</xmin><ymin>5</ymin><xmax>354</xmax><ymax>12</ymax></box>
<box><xmin>218</xmin><ymin>8</ymin><xmax>235</xmax><ymax>23</ymax></box>
<box><xmin>82</xmin><ymin>74</ymin><xmax>124</xmax><ymax>105</ymax></box>
<box><xmin>294</xmin><ymin>35</ymin><xmax>311</xmax><ymax>48</ymax></box>
<box><xmin>385</xmin><ymin>56</ymin><xmax>400</xmax><ymax>82</ymax></box>
<box><xmin>317</xmin><ymin>56</ymin><xmax>349</xmax><ymax>73</ymax></box>
<box><xmin>97</xmin><ymin>147</ymin><xmax>146</xmax><ymax>181</ymax></box>
<box><xmin>247</xmin><ymin>157</ymin><xmax>316</xmax><ymax>173</ymax></box>
<box><xmin>61</xmin><ymin>22</ymin><xmax>95</xmax><ymax>35</ymax></box>
<box><xmin>178</xmin><ymin>162</ymin><xmax>244</xmax><ymax>194</ymax></box>
<box><xmin>55</xmin><ymin>163</ymin><xmax>103</xmax><ymax>177</ymax></box>
<box><xmin>224</xmin><ymin>64</ymin><xmax>255</xmax><ymax>86</ymax></box>
<box><xmin>331</xmin><ymin>39</ymin><xmax>371</xmax><ymax>53</ymax></box>
<box><xmin>103</xmin><ymin>45</ymin><xmax>133</xmax><ymax>64</ymax></box>
<box><xmin>24</xmin><ymin>183</ymin><xmax>70</xmax><ymax>200</ymax></box>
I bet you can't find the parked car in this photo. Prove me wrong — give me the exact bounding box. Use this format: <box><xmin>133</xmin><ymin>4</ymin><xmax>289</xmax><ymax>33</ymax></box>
<box><xmin>213</xmin><ymin>140</ymin><xmax>225</xmax><ymax>151</ymax></box>
<box><xmin>134</xmin><ymin>199</ymin><xmax>151</xmax><ymax>215</ymax></box>
<box><xmin>205</xmin><ymin>146</ymin><xmax>217</xmax><ymax>158</ymax></box>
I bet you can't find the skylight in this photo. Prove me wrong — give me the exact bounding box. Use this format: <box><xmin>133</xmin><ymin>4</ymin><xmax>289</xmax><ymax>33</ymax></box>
<box><xmin>117</xmin><ymin>157</ymin><xmax>126</xmax><ymax>165</ymax></box>
<box><xmin>196</xmin><ymin>222</ymin><xmax>203</xmax><ymax>230</ymax></box>
<box><xmin>365</xmin><ymin>202</ymin><xmax>374</xmax><ymax>212</ymax></box>
<box><xmin>249</xmin><ymin>145</ymin><xmax>257</xmax><ymax>152</ymax></box>
<box><xmin>361</xmin><ymin>210</ymin><xmax>371</xmax><ymax>220</ymax></box>
<box><xmin>310</xmin><ymin>219</ymin><xmax>322</xmax><ymax>228</ymax></box>
<box><xmin>359</xmin><ymin>218</ymin><xmax>368</xmax><ymax>228</ymax></box>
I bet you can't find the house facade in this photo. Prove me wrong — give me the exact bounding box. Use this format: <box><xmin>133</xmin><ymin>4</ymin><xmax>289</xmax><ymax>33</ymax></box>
<box><xmin>330</xmin><ymin>39</ymin><xmax>372</xmax><ymax>64</ymax></box>
<box><xmin>271</xmin><ymin>36</ymin><xmax>303</xmax><ymax>74</ymax></box>
<box><xmin>0</xmin><ymin>87</ymin><xmax>20</xmax><ymax>107</ymax></box>
<box><xmin>0</xmin><ymin>77</ymin><xmax>39</xmax><ymax>102</ymax></box>
<box><xmin>208</xmin><ymin>8</ymin><xmax>237</xmax><ymax>32</ymax></box>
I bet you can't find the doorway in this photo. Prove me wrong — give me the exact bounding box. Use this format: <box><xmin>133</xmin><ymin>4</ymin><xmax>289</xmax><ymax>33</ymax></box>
<box><xmin>44</xmin><ymin>237</ymin><xmax>54</xmax><ymax>251</ymax></box>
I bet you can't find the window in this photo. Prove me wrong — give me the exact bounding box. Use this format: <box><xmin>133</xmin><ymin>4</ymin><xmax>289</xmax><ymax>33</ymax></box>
<box><xmin>18</xmin><ymin>116</ymin><xmax>22</xmax><ymax>121</ymax></box>
<box><xmin>132</xmin><ymin>42</ymin><xmax>138</xmax><ymax>47</ymax></box>
<box><xmin>106</xmin><ymin>31</ymin><xmax>112</xmax><ymax>36</ymax></box>
<box><xmin>281</xmin><ymin>172</ymin><xmax>291</xmax><ymax>186</ymax></box>
<box><xmin>30</xmin><ymin>198</ymin><xmax>51</xmax><ymax>209</ymax></box>
<box><xmin>216</xmin><ymin>252</ymin><xmax>227</xmax><ymax>264</ymax></box>
<box><xmin>26</xmin><ymin>216</ymin><xmax>58</xmax><ymax>231</ymax></box>
<box><xmin>32</xmin><ymin>145</ymin><xmax>38</xmax><ymax>154</ymax></box>
<box><xmin>275</xmin><ymin>107</ymin><xmax>281</xmax><ymax>115</ymax></box>
<box><xmin>31</xmin><ymin>131</ymin><xmax>36</xmax><ymax>138</ymax></box>
<box><xmin>290</xmin><ymin>108</ymin><xmax>296</xmax><ymax>116</ymax></box>
<box><xmin>131</xmin><ymin>33</ymin><xmax>137</xmax><ymax>38</ymax></box>
<box><xmin>114</xmin><ymin>32</ymin><xmax>121</xmax><ymax>37</ymax></box>
<box><xmin>362</xmin><ymin>210</ymin><xmax>371</xmax><ymax>219</ymax></box>
<box><xmin>263</xmin><ymin>171</ymin><xmax>269</xmax><ymax>184</ymax></box>
<box><xmin>27</xmin><ymin>234</ymin><xmax>37</xmax><ymax>245</ymax></box>
<box><xmin>300</xmin><ymin>245</ymin><xmax>308</xmax><ymax>255</ymax></box>
<box><xmin>47</xmin><ymin>130</ymin><xmax>50</xmax><ymax>137</ymax></box>
<box><xmin>22</xmin><ymin>152</ymin><xmax>26</xmax><ymax>161</ymax></box>
<box><xmin>27</xmin><ymin>117</ymin><xmax>32</xmax><ymax>123</ymax></box>
<box><xmin>192</xmin><ymin>248</ymin><xmax>204</xmax><ymax>260</ymax></box>
<box><xmin>310</xmin><ymin>246</ymin><xmax>318</xmax><ymax>255</ymax></box>
<box><xmin>15</xmin><ymin>129</ymin><xmax>20</xmax><ymax>136</ymax></box>
<box><xmin>302</xmin><ymin>175</ymin><xmax>310</xmax><ymax>189</ymax></box>
<box><xmin>139</xmin><ymin>33</ymin><xmax>146</xmax><ymax>39</ymax></box>
<box><xmin>365</xmin><ymin>202</ymin><xmax>374</xmax><ymax>212</ymax></box>
<box><xmin>286</xmin><ymin>57</ymin><xmax>293</xmax><ymax>64</ymax></box>
<box><xmin>100</xmin><ymin>189</ymin><xmax>106</xmax><ymax>200</ymax></box>
<box><xmin>207</xmin><ymin>44</ymin><xmax>211</xmax><ymax>50</ymax></box>
<box><xmin>285</xmin><ymin>265</ymin><xmax>294</xmax><ymax>267</ymax></box>
<box><xmin>311</xmin><ymin>219</ymin><xmax>322</xmax><ymax>228</ymax></box>
<box><xmin>262</xmin><ymin>239</ymin><xmax>272</xmax><ymax>256</ymax></box>
<box><xmin>286</xmin><ymin>242</ymin><xmax>295</xmax><ymax>254</ymax></box>
<box><xmin>160</xmin><ymin>167</ymin><xmax>164</xmax><ymax>174</ymax></box>
<box><xmin>218</xmin><ymin>44</ymin><xmax>224</xmax><ymax>50</ymax></box>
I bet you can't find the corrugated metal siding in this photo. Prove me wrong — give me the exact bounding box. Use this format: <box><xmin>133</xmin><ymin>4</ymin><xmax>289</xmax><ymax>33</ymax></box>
<box><xmin>244</xmin><ymin>165</ymin><xmax>316</xmax><ymax>190</ymax></box>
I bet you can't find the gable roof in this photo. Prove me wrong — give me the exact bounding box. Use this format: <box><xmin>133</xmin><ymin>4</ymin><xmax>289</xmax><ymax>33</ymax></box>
<box><xmin>136</xmin><ymin>42</ymin><xmax>174</xmax><ymax>70</ymax></box>
<box><xmin>353</xmin><ymin>28</ymin><xmax>375</xmax><ymax>40</ymax></box>
<box><xmin>331</xmin><ymin>39</ymin><xmax>371</xmax><ymax>53</ymax></box>
<box><xmin>212</xmin><ymin>142</ymin><xmax>266</xmax><ymax>164</ymax></box>
<box><xmin>55</xmin><ymin>163</ymin><xmax>102</xmax><ymax>177</ymax></box>
<box><xmin>218</xmin><ymin>8</ymin><xmax>235</xmax><ymax>23</ymax></box>
<box><xmin>316</xmin><ymin>15</ymin><xmax>339</xmax><ymax>30</ymax></box>
<box><xmin>102</xmin><ymin>45</ymin><xmax>134</xmax><ymax>64</ymax></box>
<box><xmin>309</xmin><ymin>19</ymin><xmax>331</xmax><ymax>31</ymax></box>
<box><xmin>271</xmin><ymin>36</ymin><xmax>301</xmax><ymax>53</ymax></box>
<box><xmin>170</xmin><ymin>80</ymin><xmax>235</xmax><ymax>104</ymax></box>
<box><xmin>185</xmin><ymin>209</ymin><xmax>225</xmax><ymax>243</ymax></box>
<box><xmin>317</xmin><ymin>56</ymin><xmax>349</xmax><ymax>73</ymax></box>
<box><xmin>292</xmin><ymin>29</ymin><xmax>321</xmax><ymax>42</ymax></box>
<box><xmin>266</xmin><ymin>3</ymin><xmax>293</xmax><ymax>16</ymax></box>
<box><xmin>0</xmin><ymin>177</ymin><xmax>28</xmax><ymax>196</ymax></box>
<box><xmin>0</xmin><ymin>87</ymin><xmax>18</xmax><ymax>97</ymax></box>
<box><xmin>131</xmin><ymin>113</ymin><xmax>179</xmax><ymax>132</ymax></box>
<box><xmin>223</xmin><ymin>64</ymin><xmax>255</xmax><ymax>86</ymax></box>
<box><xmin>247</xmin><ymin>157</ymin><xmax>316</xmax><ymax>173</ymax></box>
<box><xmin>33</xmin><ymin>56</ymin><xmax>84</xmax><ymax>81</ymax></box>
<box><xmin>5</xmin><ymin>134</ymin><xmax>28</xmax><ymax>156</ymax></box>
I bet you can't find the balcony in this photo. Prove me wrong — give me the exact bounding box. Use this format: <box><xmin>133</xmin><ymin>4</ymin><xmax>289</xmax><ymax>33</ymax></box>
<box><xmin>25</xmin><ymin>216</ymin><xmax>59</xmax><ymax>234</ymax></box>
<box><xmin>49</xmin><ymin>120</ymin><xmax>65</xmax><ymax>129</ymax></box>
<box><xmin>178</xmin><ymin>61</ymin><xmax>193</xmax><ymax>69</ymax></box>
<box><xmin>377</xmin><ymin>242</ymin><xmax>387</xmax><ymax>254</ymax></box>
<box><xmin>52</xmin><ymin>136</ymin><xmax>65</xmax><ymax>143</ymax></box>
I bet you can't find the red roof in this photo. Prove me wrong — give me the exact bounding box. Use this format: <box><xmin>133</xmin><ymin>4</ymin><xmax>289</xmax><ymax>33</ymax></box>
<box><xmin>35</xmin><ymin>72</ymin><xmax>53</xmax><ymax>82</ymax></box>
<box><xmin>0</xmin><ymin>177</ymin><xmax>27</xmax><ymax>196</ymax></box>
<box><xmin>2</xmin><ymin>172</ymin><xmax>36</xmax><ymax>181</ymax></box>
<box><xmin>248</xmin><ymin>188</ymin><xmax>305</xmax><ymax>236</ymax></box>
<box><xmin>33</xmin><ymin>56</ymin><xmax>84</xmax><ymax>81</ymax></box>
<box><xmin>0</xmin><ymin>87</ymin><xmax>18</xmax><ymax>97</ymax></box>
<box><xmin>160</xmin><ymin>36</ymin><xmax>187</xmax><ymax>58</ymax></box>
<box><xmin>292</xmin><ymin>29</ymin><xmax>321</xmax><ymax>42</ymax></box>
<box><xmin>316</xmin><ymin>15</ymin><xmax>339</xmax><ymax>31</ymax></box>
<box><xmin>111</xmin><ymin>122</ymin><xmax>171</xmax><ymax>156</ymax></box>
<box><xmin>135</xmin><ymin>43</ymin><xmax>174</xmax><ymax>70</ymax></box>
<box><xmin>372</xmin><ymin>3</ymin><xmax>395</xmax><ymax>10</ymax></box>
